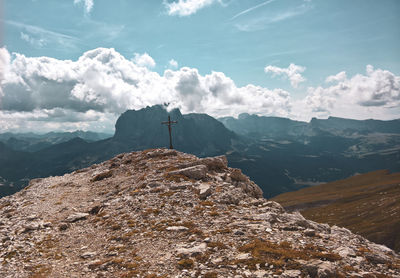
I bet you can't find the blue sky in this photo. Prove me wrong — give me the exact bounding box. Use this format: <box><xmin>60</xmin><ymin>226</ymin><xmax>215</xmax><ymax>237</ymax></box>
<box><xmin>0</xmin><ymin>0</ymin><xmax>399</xmax><ymax>132</ymax></box>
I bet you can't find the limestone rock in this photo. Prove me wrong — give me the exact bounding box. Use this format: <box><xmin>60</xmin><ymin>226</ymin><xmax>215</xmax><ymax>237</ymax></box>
<box><xmin>167</xmin><ymin>165</ymin><xmax>207</xmax><ymax>180</ymax></box>
<box><xmin>199</xmin><ymin>156</ymin><xmax>228</xmax><ymax>171</ymax></box>
<box><xmin>230</xmin><ymin>168</ymin><xmax>247</xmax><ymax>182</ymax></box>
<box><xmin>176</xmin><ymin>243</ymin><xmax>207</xmax><ymax>256</ymax></box>
<box><xmin>65</xmin><ymin>212</ymin><xmax>89</xmax><ymax>223</ymax></box>
<box><xmin>365</xmin><ymin>252</ymin><xmax>390</xmax><ymax>264</ymax></box>
<box><xmin>166</xmin><ymin>226</ymin><xmax>189</xmax><ymax>232</ymax></box>
<box><xmin>0</xmin><ymin>148</ymin><xmax>398</xmax><ymax>277</ymax></box>
<box><xmin>198</xmin><ymin>183</ymin><xmax>212</xmax><ymax>200</ymax></box>
<box><xmin>80</xmin><ymin>252</ymin><xmax>96</xmax><ymax>259</ymax></box>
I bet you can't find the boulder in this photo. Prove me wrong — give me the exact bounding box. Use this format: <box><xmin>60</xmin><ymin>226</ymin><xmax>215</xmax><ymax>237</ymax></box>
<box><xmin>198</xmin><ymin>183</ymin><xmax>212</xmax><ymax>200</ymax></box>
<box><xmin>166</xmin><ymin>226</ymin><xmax>189</xmax><ymax>232</ymax></box>
<box><xmin>176</xmin><ymin>243</ymin><xmax>207</xmax><ymax>256</ymax></box>
<box><xmin>168</xmin><ymin>165</ymin><xmax>207</xmax><ymax>180</ymax></box>
<box><xmin>230</xmin><ymin>169</ymin><xmax>247</xmax><ymax>182</ymax></box>
<box><xmin>66</xmin><ymin>212</ymin><xmax>89</xmax><ymax>223</ymax></box>
<box><xmin>199</xmin><ymin>156</ymin><xmax>228</xmax><ymax>171</ymax></box>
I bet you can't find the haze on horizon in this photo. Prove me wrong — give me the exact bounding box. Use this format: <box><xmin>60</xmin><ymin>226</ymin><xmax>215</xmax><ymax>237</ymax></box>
<box><xmin>0</xmin><ymin>0</ymin><xmax>399</xmax><ymax>133</ymax></box>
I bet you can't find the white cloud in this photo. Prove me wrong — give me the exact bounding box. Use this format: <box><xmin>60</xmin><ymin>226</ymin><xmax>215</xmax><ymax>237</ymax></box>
<box><xmin>0</xmin><ymin>47</ymin><xmax>291</xmax><ymax>132</ymax></box>
<box><xmin>325</xmin><ymin>71</ymin><xmax>346</xmax><ymax>83</ymax></box>
<box><xmin>164</xmin><ymin>0</ymin><xmax>221</xmax><ymax>16</ymax></box>
<box><xmin>234</xmin><ymin>2</ymin><xmax>312</xmax><ymax>32</ymax></box>
<box><xmin>0</xmin><ymin>48</ymin><xmax>10</xmax><ymax>97</ymax></box>
<box><xmin>303</xmin><ymin>65</ymin><xmax>400</xmax><ymax>119</ymax></box>
<box><xmin>133</xmin><ymin>53</ymin><xmax>156</xmax><ymax>69</ymax></box>
<box><xmin>6</xmin><ymin>20</ymin><xmax>78</xmax><ymax>50</ymax></box>
<box><xmin>231</xmin><ymin>0</ymin><xmax>276</xmax><ymax>20</ymax></box>
<box><xmin>168</xmin><ymin>59</ymin><xmax>179</xmax><ymax>69</ymax></box>
<box><xmin>74</xmin><ymin>0</ymin><xmax>94</xmax><ymax>14</ymax></box>
<box><xmin>0</xmin><ymin>48</ymin><xmax>10</xmax><ymax>80</ymax></box>
<box><xmin>0</xmin><ymin>48</ymin><xmax>399</xmax><ymax>133</ymax></box>
<box><xmin>20</xmin><ymin>32</ymin><xmax>46</xmax><ymax>48</ymax></box>
<box><xmin>264</xmin><ymin>63</ymin><xmax>306</xmax><ymax>88</ymax></box>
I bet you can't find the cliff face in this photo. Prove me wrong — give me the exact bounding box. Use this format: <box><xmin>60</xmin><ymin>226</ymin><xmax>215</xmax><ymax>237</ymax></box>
<box><xmin>113</xmin><ymin>105</ymin><xmax>236</xmax><ymax>156</ymax></box>
<box><xmin>0</xmin><ymin>149</ymin><xmax>399</xmax><ymax>277</ymax></box>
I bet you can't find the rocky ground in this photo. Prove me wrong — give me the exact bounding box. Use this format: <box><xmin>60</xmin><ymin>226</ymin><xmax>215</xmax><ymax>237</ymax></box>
<box><xmin>0</xmin><ymin>148</ymin><xmax>399</xmax><ymax>277</ymax></box>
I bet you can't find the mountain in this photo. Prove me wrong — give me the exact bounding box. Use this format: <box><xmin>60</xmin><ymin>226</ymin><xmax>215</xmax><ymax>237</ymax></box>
<box><xmin>309</xmin><ymin>117</ymin><xmax>400</xmax><ymax>135</ymax></box>
<box><xmin>1</xmin><ymin>106</ymin><xmax>400</xmax><ymax>199</ymax></box>
<box><xmin>114</xmin><ymin>105</ymin><xmax>237</xmax><ymax>156</ymax></box>
<box><xmin>0</xmin><ymin>142</ymin><xmax>32</xmax><ymax>196</ymax></box>
<box><xmin>219</xmin><ymin>113</ymin><xmax>307</xmax><ymax>139</ymax></box>
<box><xmin>1</xmin><ymin>148</ymin><xmax>398</xmax><ymax>277</ymax></box>
<box><xmin>272</xmin><ymin>170</ymin><xmax>400</xmax><ymax>252</ymax></box>
<box><xmin>219</xmin><ymin>114</ymin><xmax>400</xmax><ymax>139</ymax></box>
<box><xmin>0</xmin><ymin>131</ymin><xmax>112</xmax><ymax>152</ymax></box>
<box><xmin>218</xmin><ymin>113</ymin><xmax>400</xmax><ymax>197</ymax></box>
<box><xmin>0</xmin><ymin>106</ymin><xmax>238</xmax><ymax>197</ymax></box>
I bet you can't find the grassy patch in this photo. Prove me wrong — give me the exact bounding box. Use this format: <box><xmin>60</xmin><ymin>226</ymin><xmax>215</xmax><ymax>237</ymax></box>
<box><xmin>272</xmin><ymin>170</ymin><xmax>400</xmax><ymax>252</ymax></box>
<box><xmin>232</xmin><ymin>239</ymin><xmax>341</xmax><ymax>271</ymax></box>
<box><xmin>177</xmin><ymin>258</ymin><xmax>194</xmax><ymax>269</ymax></box>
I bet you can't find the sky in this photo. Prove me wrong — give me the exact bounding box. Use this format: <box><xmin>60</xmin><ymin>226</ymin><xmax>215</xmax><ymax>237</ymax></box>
<box><xmin>0</xmin><ymin>0</ymin><xmax>399</xmax><ymax>133</ymax></box>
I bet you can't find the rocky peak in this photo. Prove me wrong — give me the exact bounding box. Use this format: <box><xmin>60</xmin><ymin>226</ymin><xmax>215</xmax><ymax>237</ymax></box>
<box><xmin>0</xmin><ymin>148</ymin><xmax>399</xmax><ymax>277</ymax></box>
<box><xmin>112</xmin><ymin>106</ymin><xmax>235</xmax><ymax>156</ymax></box>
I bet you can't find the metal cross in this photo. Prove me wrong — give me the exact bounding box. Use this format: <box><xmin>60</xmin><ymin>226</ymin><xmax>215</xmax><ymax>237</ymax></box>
<box><xmin>161</xmin><ymin>115</ymin><xmax>178</xmax><ymax>149</ymax></box>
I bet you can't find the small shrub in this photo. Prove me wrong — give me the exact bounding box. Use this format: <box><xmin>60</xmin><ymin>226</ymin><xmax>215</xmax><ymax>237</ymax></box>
<box><xmin>207</xmin><ymin>241</ymin><xmax>227</xmax><ymax>249</ymax></box>
<box><xmin>204</xmin><ymin>272</ymin><xmax>218</xmax><ymax>278</ymax></box>
<box><xmin>177</xmin><ymin>258</ymin><xmax>194</xmax><ymax>269</ymax></box>
<box><xmin>200</xmin><ymin>201</ymin><xmax>214</xmax><ymax>207</ymax></box>
<box><xmin>159</xmin><ymin>191</ymin><xmax>176</xmax><ymax>197</ymax></box>
<box><xmin>209</xmin><ymin>210</ymin><xmax>219</xmax><ymax>217</ymax></box>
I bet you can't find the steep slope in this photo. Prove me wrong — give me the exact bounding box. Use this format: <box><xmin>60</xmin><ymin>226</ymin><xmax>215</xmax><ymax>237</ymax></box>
<box><xmin>114</xmin><ymin>105</ymin><xmax>236</xmax><ymax>156</ymax></box>
<box><xmin>0</xmin><ymin>149</ymin><xmax>399</xmax><ymax>277</ymax></box>
<box><xmin>272</xmin><ymin>170</ymin><xmax>400</xmax><ymax>252</ymax></box>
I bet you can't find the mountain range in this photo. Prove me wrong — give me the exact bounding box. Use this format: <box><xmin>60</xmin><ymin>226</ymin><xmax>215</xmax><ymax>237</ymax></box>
<box><xmin>0</xmin><ymin>105</ymin><xmax>399</xmax><ymax>198</ymax></box>
<box><xmin>0</xmin><ymin>131</ymin><xmax>112</xmax><ymax>152</ymax></box>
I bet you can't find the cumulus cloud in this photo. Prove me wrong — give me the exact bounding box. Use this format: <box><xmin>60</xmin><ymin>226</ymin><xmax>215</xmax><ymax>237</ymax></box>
<box><xmin>264</xmin><ymin>63</ymin><xmax>306</xmax><ymax>88</ymax></box>
<box><xmin>325</xmin><ymin>71</ymin><xmax>346</xmax><ymax>83</ymax></box>
<box><xmin>168</xmin><ymin>59</ymin><xmax>178</xmax><ymax>69</ymax></box>
<box><xmin>0</xmin><ymin>47</ymin><xmax>292</xmax><ymax>132</ymax></box>
<box><xmin>164</xmin><ymin>0</ymin><xmax>221</xmax><ymax>16</ymax></box>
<box><xmin>0</xmin><ymin>47</ymin><xmax>9</xmax><ymax>80</ymax></box>
<box><xmin>1</xmin><ymin>47</ymin><xmax>399</xmax><ymax>133</ymax></box>
<box><xmin>133</xmin><ymin>53</ymin><xmax>156</xmax><ymax>69</ymax></box>
<box><xmin>304</xmin><ymin>65</ymin><xmax>400</xmax><ymax>119</ymax></box>
<box><xmin>74</xmin><ymin>0</ymin><xmax>94</xmax><ymax>14</ymax></box>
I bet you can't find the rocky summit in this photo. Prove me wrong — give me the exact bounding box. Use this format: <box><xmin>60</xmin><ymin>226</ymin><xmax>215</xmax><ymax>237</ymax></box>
<box><xmin>0</xmin><ymin>149</ymin><xmax>399</xmax><ymax>278</ymax></box>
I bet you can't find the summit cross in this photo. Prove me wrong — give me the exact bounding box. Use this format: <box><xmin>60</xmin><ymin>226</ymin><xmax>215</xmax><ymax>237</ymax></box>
<box><xmin>161</xmin><ymin>115</ymin><xmax>178</xmax><ymax>149</ymax></box>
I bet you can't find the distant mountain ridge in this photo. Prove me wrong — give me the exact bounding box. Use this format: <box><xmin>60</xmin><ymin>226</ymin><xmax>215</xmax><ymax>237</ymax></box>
<box><xmin>219</xmin><ymin>114</ymin><xmax>400</xmax><ymax>139</ymax></box>
<box><xmin>0</xmin><ymin>105</ymin><xmax>399</xmax><ymax>198</ymax></box>
<box><xmin>0</xmin><ymin>130</ymin><xmax>112</xmax><ymax>152</ymax></box>
<box><xmin>0</xmin><ymin>105</ymin><xmax>238</xmax><ymax>196</ymax></box>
